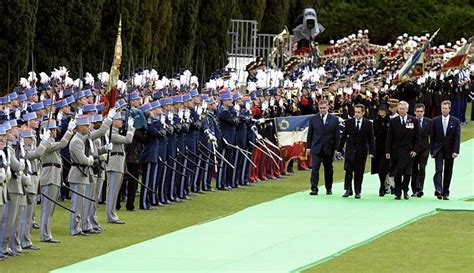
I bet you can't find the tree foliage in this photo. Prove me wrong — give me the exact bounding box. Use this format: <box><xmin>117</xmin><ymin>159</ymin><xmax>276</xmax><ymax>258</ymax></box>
<box><xmin>0</xmin><ymin>0</ymin><xmax>473</xmax><ymax>92</ymax></box>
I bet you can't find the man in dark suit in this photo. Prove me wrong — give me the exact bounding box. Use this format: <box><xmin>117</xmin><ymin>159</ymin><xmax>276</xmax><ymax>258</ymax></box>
<box><xmin>386</xmin><ymin>101</ymin><xmax>421</xmax><ymax>200</ymax></box>
<box><xmin>336</xmin><ymin>104</ymin><xmax>375</xmax><ymax>199</ymax></box>
<box><xmin>411</xmin><ymin>103</ymin><xmax>432</xmax><ymax>197</ymax></box>
<box><xmin>430</xmin><ymin>100</ymin><xmax>461</xmax><ymax>200</ymax></box>
<box><xmin>307</xmin><ymin>100</ymin><xmax>341</xmax><ymax>195</ymax></box>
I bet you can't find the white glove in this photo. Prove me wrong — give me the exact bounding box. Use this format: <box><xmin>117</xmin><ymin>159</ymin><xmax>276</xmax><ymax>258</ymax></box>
<box><xmin>107</xmin><ymin>107</ymin><xmax>117</xmax><ymax>119</ymax></box>
<box><xmin>178</xmin><ymin>109</ymin><xmax>184</xmax><ymax>120</ymax></box>
<box><xmin>41</xmin><ymin>130</ymin><xmax>51</xmax><ymax>141</ymax></box>
<box><xmin>245</xmin><ymin>102</ymin><xmax>251</xmax><ymax>111</ymax></box>
<box><xmin>209</xmin><ymin>134</ymin><xmax>217</xmax><ymax>142</ymax></box>
<box><xmin>68</xmin><ymin>119</ymin><xmax>76</xmax><ymax>130</ymax></box>
<box><xmin>279</xmin><ymin>98</ymin><xmax>284</xmax><ymax>107</ymax></box>
<box><xmin>286</xmin><ymin>91</ymin><xmax>292</xmax><ymax>100</ymax></box>
<box><xmin>270</xmin><ymin>98</ymin><xmax>275</xmax><ymax>107</ymax></box>
<box><xmin>256</xmin><ymin>133</ymin><xmax>263</xmax><ymax>141</ymax></box>
<box><xmin>0</xmin><ymin>168</ymin><xmax>6</xmax><ymax>184</ymax></box>
<box><xmin>6</xmin><ymin>167</ymin><xmax>12</xmax><ymax>181</ymax></box>
<box><xmin>234</xmin><ymin>104</ymin><xmax>241</xmax><ymax>111</ymax></box>
<box><xmin>15</xmin><ymin>109</ymin><xmax>21</xmax><ymax>119</ymax></box>
<box><xmin>184</xmin><ymin>109</ymin><xmax>191</xmax><ymax>120</ymax></box>
<box><xmin>77</xmin><ymin>108</ymin><xmax>83</xmax><ymax>116</ymax></box>
<box><xmin>202</xmin><ymin>101</ymin><xmax>208</xmax><ymax>109</ymax></box>
<box><xmin>105</xmin><ymin>143</ymin><xmax>113</xmax><ymax>151</ymax></box>
<box><xmin>160</xmin><ymin>115</ymin><xmax>166</xmax><ymax>125</ymax></box>
<box><xmin>168</xmin><ymin>112</ymin><xmax>174</xmax><ymax>122</ymax></box>
<box><xmin>197</xmin><ymin>106</ymin><xmax>203</xmax><ymax>116</ymax></box>
<box><xmin>261</xmin><ymin>101</ymin><xmax>269</xmax><ymax>111</ymax></box>
<box><xmin>4</xmin><ymin>107</ymin><xmax>9</xmax><ymax>115</ymax></box>
<box><xmin>311</xmin><ymin>91</ymin><xmax>316</xmax><ymax>100</ymax></box>
<box><xmin>57</xmin><ymin>111</ymin><xmax>63</xmax><ymax>121</ymax></box>
<box><xmin>128</xmin><ymin>117</ymin><xmax>134</xmax><ymax>127</ymax></box>
<box><xmin>258</xmin><ymin>118</ymin><xmax>266</xmax><ymax>124</ymax></box>
<box><xmin>87</xmin><ymin>155</ymin><xmax>94</xmax><ymax>166</ymax></box>
<box><xmin>19</xmin><ymin>159</ymin><xmax>25</xmax><ymax>170</ymax></box>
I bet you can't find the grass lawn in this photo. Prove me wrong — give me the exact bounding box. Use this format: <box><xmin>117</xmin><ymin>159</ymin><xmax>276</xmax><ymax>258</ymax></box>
<box><xmin>304</xmin><ymin>211</ymin><xmax>474</xmax><ymax>273</ymax></box>
<box><xmin>1</xmin><ymin>103</ymin><xmax>473</xmax><ymax>272</ymax></box>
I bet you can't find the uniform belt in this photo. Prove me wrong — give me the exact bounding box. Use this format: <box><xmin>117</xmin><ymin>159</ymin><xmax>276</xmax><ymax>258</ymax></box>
<box><xmin>110</xmin><ymin>152</ymin><xmax>125</xmax><ymax>156</ymax></box>
<box><xmin>31</xmin><ymin>172</ymin><xmax>38</xmax><ymax>176</ymax></box>
<box><xmin>43</xmin><ymin>163</ymin><xmax>61</xmax><ymax>168</ymax></box>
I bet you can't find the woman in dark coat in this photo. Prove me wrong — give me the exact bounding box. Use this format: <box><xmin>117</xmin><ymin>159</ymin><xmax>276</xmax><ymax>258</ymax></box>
<box><xmin>371</xmin><ymin>102</ymin><xmax>391</xmax><ymax>196</ymax></box>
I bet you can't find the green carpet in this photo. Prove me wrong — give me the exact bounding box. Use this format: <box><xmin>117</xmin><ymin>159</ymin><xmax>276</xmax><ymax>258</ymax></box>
<box><xmin>54</xmin><ymin>140</ymin><xmax>474</xmax><ymax>273</ymax></box>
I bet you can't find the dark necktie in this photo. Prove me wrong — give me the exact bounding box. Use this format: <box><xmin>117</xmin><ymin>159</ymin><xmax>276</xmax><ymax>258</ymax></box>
<box><xmin>401</xmin><ymin>117</ymin><xmax>405</xmax><ymax>127</ymax></box>
<box><xmin>419</xmin><ymin>118</ymin><xmax>422</xmax><ymax>129</ymax></box>
<box><xmin>357</xmin><ymin>120</ymin><xmax>360</xmax><ymax>130</ymax></box>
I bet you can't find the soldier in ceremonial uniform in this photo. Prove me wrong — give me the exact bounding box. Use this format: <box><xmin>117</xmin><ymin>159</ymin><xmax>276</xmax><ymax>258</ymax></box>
<box><xmin>81</xmin><ymin>106</ymin><xmax>114</xmax><ymax>233</ymax></box>
<box><xmin>0</xmin><ymin>121</ymin><xmax>25</xmax><ymax>256</ymax></box>
<box><xmin>15</xmin><ymin>128</ymin><xmax>50</xmax><ymax>252</ymax></box>
<box><xmin>139</xmin><ymin>101</ymin><xmax>162</xmax><ymax>210</ymax></box>
<box><xmin>217</xmin><ymin>89</ymin><xmax>238</xmax><ymax>190</ymax></box>
<box><xmin>39</xmin><ymin>119</ymin><xmax>74</xmax><ymax>243</ymax></box>
<box><xmin>67</xmin><ymin>116</ymin><xmax>95</xmax><ymax>235</ymax></box>
<box><xmin>106</xmin><ymin>112</ymin><xmax>135</xmax><ymax>223</ymax></box>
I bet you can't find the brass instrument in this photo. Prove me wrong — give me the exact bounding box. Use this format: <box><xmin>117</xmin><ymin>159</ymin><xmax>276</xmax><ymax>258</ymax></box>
<box><xmin>269</xmin><ymin>26</ymin><xmax>291</xmax><ymax>68</ymax></box>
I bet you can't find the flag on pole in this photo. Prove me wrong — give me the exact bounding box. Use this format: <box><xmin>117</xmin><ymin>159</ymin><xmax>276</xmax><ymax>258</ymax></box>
<box><xmin>103</xmin><ymin>17</ymin><xmax>122</xmax><ymax>116</ymax></box>
<box><xmin>275</xmin><ymin>115</ymin><xmax>312</xmax><ymax>165</ymax></box>
<box><xmin>393</xmin><ymin>29</ymin><xmax>439</xmax><ymax>84</ymax></box>
<box><xmin>442</xmin><ymin>42</ymin><xmax>472</xmax><ymax>70</ymax></box>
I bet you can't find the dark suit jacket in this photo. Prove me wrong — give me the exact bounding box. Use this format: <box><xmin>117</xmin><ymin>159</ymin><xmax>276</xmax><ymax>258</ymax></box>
<box><xmin>307</xmin><ymin>113</ymin><xmax>340</xmax><ymax>156</ymax></box>
<box><xmin>430</xmin><ymin>115</ymin><xmax>460</xmax><ymax>157</ymax></box>
<box><xmin>386</xmin><ymin>115</ymin><xmax>421</xmax><ymax>176</ymax></box>
<box><xmin>337</xmin><ymin>118</ymin><xmax>375</xmax><ymax>172</ymax></box>
<box><xmin>416</xmin><ymin>117</ymin><xmax>433</xmax><ymax>157</ymax></box>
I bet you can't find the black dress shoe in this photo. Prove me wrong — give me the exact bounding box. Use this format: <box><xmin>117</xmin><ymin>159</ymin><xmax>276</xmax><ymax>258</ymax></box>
<box><xmin>435</xmin><ymin>191</ymin><xmax>442</xmax><ymax>199</ymax></box>
<box><xmin>355</xmin><ymin>194</ymin><xmax>361</xmax><ymax>199</ymax></box>
<box><xmin>404</xmin><ymin>193</ymin><xmax>410</xmax><ymax>199</ymax></box>
<box><xmin>32</xmin><ymin>223</ymin><xmax>40</xmax><ymax>229</ymax></box>
<box><xmin>73</xmin><ymin>232</ymin><xmax>89</xmax><ymax>236</ymax></box>
<box><xmin>309</xmin><ymin>191</ymin><xmax>318</xmax><ymax>196</ymax></box>
<box><xmin>42</xmin><ymin>239</ymin><xmax>61</xmax><ymax>243</ymax></box>
<box><xmin>411</xmin><ymin>192</ymin><xmax>419</xmax><ymax>197</ymax></box>
<box><xmin>326</xmin><ymin>190</ymin><xmax>333</xmax><ymax>195</ymax></box>
<box><xmin>417</xmin><ymin>191</ymin><xmax>424</xmax><ymax>198</ymax></box>
<box><xmin>442</xmin><ymin>196</ymin><xmax>449</xmax><ymax>200</ymax></box>
<box><xmin>109</xmin><ymin>220</ymin><xmax>125</xmax><ymax>224</ymax></box>
<box><xmin>84</xmin><ymin>229</ymin><xmax>100</xmax><ymax>234</ymax></box>
<box><xmin>342</xmin><ymin>190</ymin><xmax>353</xmax><ymax>198</ymax></box>
<box><xmin>390</xmin><ymin>187</ymin><xmax>395</xmax><ymax>195</ymax></box>
<box><xmin>395</xmin><ymin>196</ymin><xmax>401</xmax><ymax>200</ymax></box>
